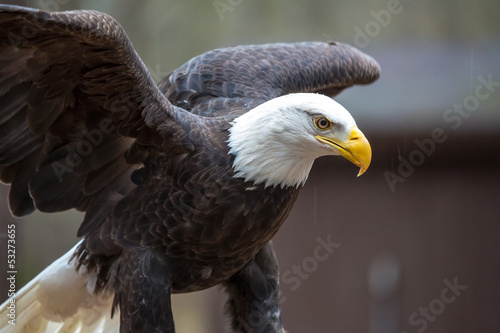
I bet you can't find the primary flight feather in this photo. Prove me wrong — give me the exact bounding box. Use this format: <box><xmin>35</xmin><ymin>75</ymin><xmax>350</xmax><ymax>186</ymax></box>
<box><xmin>0</xmin><ymin>4</ymin><xmax>380</xmax><ymax>332</ymax></box>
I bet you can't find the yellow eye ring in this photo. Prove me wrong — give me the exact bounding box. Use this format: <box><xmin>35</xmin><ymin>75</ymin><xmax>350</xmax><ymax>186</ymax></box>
<box><xmin>314</xmin><ymin>117</ymin><xmax>331</xmax><ymax>130</ymax></box>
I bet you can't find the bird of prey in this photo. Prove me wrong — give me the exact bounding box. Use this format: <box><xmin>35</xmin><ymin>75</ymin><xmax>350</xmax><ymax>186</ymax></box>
<box><xmin>0</xmin><ymin>5</ymin><xmax>380</xmax><ymax>333</ymax></box>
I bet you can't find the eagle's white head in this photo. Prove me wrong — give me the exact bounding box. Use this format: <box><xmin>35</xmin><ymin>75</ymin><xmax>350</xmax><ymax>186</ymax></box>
<box><xmin>228</xmin><ymin>93</ymin><xmax>371</xmax><ymax>188</ymax></box>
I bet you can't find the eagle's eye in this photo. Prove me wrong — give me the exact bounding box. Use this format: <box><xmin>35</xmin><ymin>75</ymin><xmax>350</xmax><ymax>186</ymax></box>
<box><xmin>314</xmin><ymin>116</ymin><xmax>331</xmax><ymax>130</ymax></box>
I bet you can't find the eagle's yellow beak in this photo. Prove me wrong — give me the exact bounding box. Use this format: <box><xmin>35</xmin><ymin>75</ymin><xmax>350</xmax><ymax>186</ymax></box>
<box><xmin>315</xmin><ymin>126</ymin><xmax>371</xmax><ymax>176</ymax></box>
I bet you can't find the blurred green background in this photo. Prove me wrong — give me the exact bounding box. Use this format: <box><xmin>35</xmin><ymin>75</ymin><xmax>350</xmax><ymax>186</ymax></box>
<box><xmin>1</xmin><ymin>0</ymin><xmax>499</xmax><ymax>332</ymax></box>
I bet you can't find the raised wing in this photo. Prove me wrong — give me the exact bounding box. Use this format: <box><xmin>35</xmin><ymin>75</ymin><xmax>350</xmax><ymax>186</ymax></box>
<box><xmin>160</xmin><ymin>41</ymin><xmax>380</xmax><ymax>116</ymax></box>
<box><xmin>0</xmin><ymin>5</ymin><xmax>181</xmax><ymax>217</ymax></box>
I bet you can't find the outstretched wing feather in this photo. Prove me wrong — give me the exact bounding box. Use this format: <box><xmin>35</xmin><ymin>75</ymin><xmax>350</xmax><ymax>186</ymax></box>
<box><xmin>160</xmin><ymin>41</ymin><xmax>380</xmax><ymax>116</ymax></box>
<box><xmin>0</xmin><ymin>5</ymin><xmax>181</xmax><ymax>220</ymax></box>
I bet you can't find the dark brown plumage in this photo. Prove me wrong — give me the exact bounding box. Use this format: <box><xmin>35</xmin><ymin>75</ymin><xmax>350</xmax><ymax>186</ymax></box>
<box><xmin>0</xmin><ymin>4</ymin><xmax>380</xmax><ymax>332</ymax></box>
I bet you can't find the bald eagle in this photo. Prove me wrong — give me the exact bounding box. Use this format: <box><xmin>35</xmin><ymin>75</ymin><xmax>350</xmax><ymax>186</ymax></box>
<box><xmin>0</xmin><ymin>5</ymin><xmax>379</xmax><ymax>333</ymax></box>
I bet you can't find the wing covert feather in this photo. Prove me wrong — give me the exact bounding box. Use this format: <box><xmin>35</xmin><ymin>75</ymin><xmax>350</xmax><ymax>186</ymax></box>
<box><xmin>160</xmin><ymin>41</ymin><xmax>380</xmax><ymax>115</ymax></box>
<box><xmin>0</xmin><ymin>5</ymin><xmax>183</xmax><ymax>217</ymax></box>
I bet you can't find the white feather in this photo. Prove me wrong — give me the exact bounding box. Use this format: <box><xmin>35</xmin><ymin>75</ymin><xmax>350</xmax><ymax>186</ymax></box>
<box><xmin>0</xmin><ymin>241</ymin><xmax>119</xmax><ymax>333</ymax></box>
<box><xmin>228</xmin><ymin>93</ymin><xmax>356</xmax><ymax>188</ymax></box>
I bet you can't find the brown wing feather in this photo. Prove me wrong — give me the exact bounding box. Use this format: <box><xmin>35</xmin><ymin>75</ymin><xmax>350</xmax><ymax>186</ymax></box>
<box><xmin>159</xmin><ymin>41</ymin><xmax>380</xmax><ymax>116</ymax></box>
<box><xmin>0</xmin><ymin>5</ymin><xmax>181</xmax><ymax>218</ymax></box>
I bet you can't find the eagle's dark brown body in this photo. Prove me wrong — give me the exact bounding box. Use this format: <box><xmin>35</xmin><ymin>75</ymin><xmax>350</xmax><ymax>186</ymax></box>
<box><xmin>105</xmin><ymin>140</ymin><xmax>301</xmax><ymax>293</ymax></box>
<box><xmin>0</xmin><ymin>5</ymin><xmax>380</xmax><ymax>332</ymax></box>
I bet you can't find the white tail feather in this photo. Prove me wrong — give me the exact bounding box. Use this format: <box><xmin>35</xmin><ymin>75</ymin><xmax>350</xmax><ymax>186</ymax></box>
<box><xmin>0</xmin><ymin>242</ymin><xmax>119</xmax><ymax>333</ymax></box>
